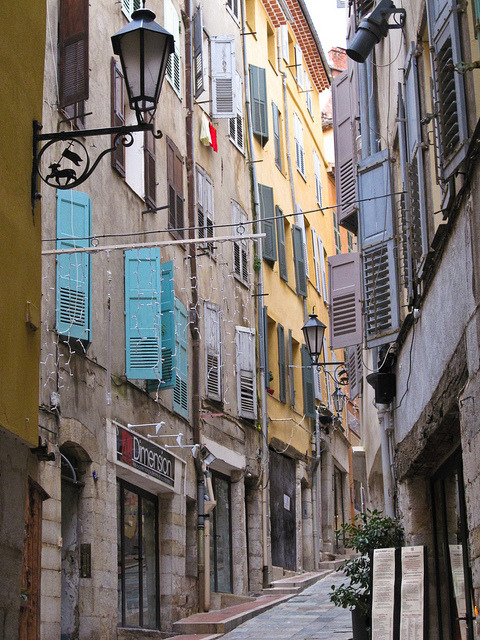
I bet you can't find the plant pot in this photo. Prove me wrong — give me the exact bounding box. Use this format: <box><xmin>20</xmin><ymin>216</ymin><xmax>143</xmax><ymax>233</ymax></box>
<box><xmin>351</xmin><ymin>609</ymin><xmax>369</xmax><ymax>640</ymax></box>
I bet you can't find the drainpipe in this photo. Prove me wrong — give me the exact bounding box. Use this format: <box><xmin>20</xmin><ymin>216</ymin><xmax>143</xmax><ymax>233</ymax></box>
<box><xmin>240</xmin><ymin>0</ymin><xmax>271</xmax><ymax>588</ymax></box>
<box><xmin>376</xmin><ymin>403</ymin><xmax>394</xmax><ymax>517</ymax></box>
<box><xmin>311</xmin><ymin>410</ymin><xmax>323</xmax><ymax>569</ymax></box>
<box><xmin>184</xmin><ymin>0</ymin><xmax>204</xmax><ymax>610</ymax></box>
<box><xmin>204</xmin><ymin>469</ymin><xmax>217</xmax><ymax>611</ymax></box>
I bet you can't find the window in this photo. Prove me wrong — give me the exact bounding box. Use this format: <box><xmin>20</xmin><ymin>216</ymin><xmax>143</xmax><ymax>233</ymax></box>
<box><xmin>56</xmin><ymin>189</ymin><xmax>91</xmax><ymax>342</ymax></box>
<box><xmin>277</xmin><ymin>324</ymin><xmax>286</xmax><ymax>403</ymax></box>
<box><xmin>173</xmin><ymin>299</ymin><xmax>188</xmax><ymax>419</ymax></box>
<box><xmin>117</xmin><ymin>479</ymin><xmax>159</xmax><ymax>629</ymax></box>
<box><xmin>312</xmin><ymin>227</ymin><xmax>321</xmax><ymax>295</ymax></box>
<box><xmin>301</xmin><ymin>344</ymin><xmax>315</xmax><ymax>417</ymax></box>
<box><xmin>295</xmin><ymin>207</ymin><xmax>309</xmax><ymax>278</ymax></box>
<box><xmin>258</xmin><ymin>184</ymin><xmax>276</xmax><ymax>264</ymax></box>
<box><xmin>347</xmin><ymin>231</ymin><xmax>354</xmax><ymax>252</ymax></box>
<box><xmin>280</xmin><ymin>25</ymin><xmax>289</xmax><ymax>64</ymax></box>
<box><xmin>305</xmin><ymin>73</ymin><xmax>313</xmax><ymax>118</ymax></box>
<box><xmin>121</xmin><ymin>0</ymin><xmax>141</xmax><ymax>20</ymax></box>
<box><xmin>294</xmin><ymin>45</ymin><xmax>304</xmax><ymax>89</ymax></box>
<box><xmin>272</xmin><ymin>102</ymin><xmax>282</xmax><ymax>171</ymax></box>
<box><xmin>313</xmin><ymin>150</ymin><xmax>322</xmax><ymax>207</ymax></box>
<box><xmin>193</xmin><ymin>5</ymin><xmax>204</xmax><ymax>99</ymax></box>
<box><xmin>276</xmin><ymin>206</ymin><xmax>288</xmax><ymax>282</ymax></box>
<box><xmin>232</xmin><ymin>201</ymin><xmax>248</xmax><ymax>283</ymax></box>
<box><xmin>333</xmin><ymin>209</ymin><xmax>341</xmax><ymax>254</ymax></box>
<box><xmin>267</xmin><ymin>22</ymin><xmax>276</xmax><ymax>69</ymax></box>
<box><xmin>124</xmin><ymin>248</ymin><xmax>162</xmax><ymax>380</ymax></box>
<box><xmin>164</xmin><ymin>0</ymin><xmax>181</xmax><ymax>97</ymax></box>
<box><xmin>250</xmin><ymin>65</ymin><xmax>268</xmax><ymax>144</ymax></box>
<box><xmin>292</xmin><ymin>224</ymin><xmax>307</xmax><ymax>297</ymax></box>
<box><xmin>318</xmin><ymin>235</ymin><xmax>328</xmax><ymax>302</ymax></box>
<box><xmin>288</xmin><ymin>330</ymin><xmax>296</xmax><ymax>407</ymax></box>
<box><xmin>111</xmin><ymin>58</ymin><xmax>125</xmax><ymax>175</ymax></box>
<box><xmin>166</xmin><ymin>137</ymin><xmax>184</xmax><ymax>239</ymax></box>
<box><xmin>229</xmin><ymin>72</ymin><xmax>244</xmax><ymax>151</ymax></box>
<box><xmin>211</xmin><ymin>37</ymin><xmax>236</xmax><ymax>118</ymax></box>
<box><xmin>293</xmin><ymin>113</ymin><xmax>305</xmax><ymax>178</ymax></box>
<box><xmin>236</xmin><ymin>327</ymin><xmax>257</xmax><ymax>419</ymax></box>
<box><xmin>58</xmin><ymin>0</ymin><xmax>89</xmax><ymax>110</ymax></box>
<box><xmin>226</xmin><ymin>0</ymin><xmax>240</xmax><ymax>22</ymax></box>
<box><xmin>204</xmin><ymin>302</ymin><xmax>222</xmax><ymax>402</ymax></box>
<box><xmin>196</xmin><ymin>165</ymin><xmax>214</xmax><ymax>252</ymax></box>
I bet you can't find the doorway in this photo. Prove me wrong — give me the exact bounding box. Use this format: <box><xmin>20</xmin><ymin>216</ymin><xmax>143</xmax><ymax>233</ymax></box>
<box><xmin>269</xmin><ymin>449</ymin><xmax>296</xmax><ymax>571</ymax></box>
<box><xmin>210</xmin><ymin>471</ymin><xmax>232</xmax><ymax>593</ymax></box>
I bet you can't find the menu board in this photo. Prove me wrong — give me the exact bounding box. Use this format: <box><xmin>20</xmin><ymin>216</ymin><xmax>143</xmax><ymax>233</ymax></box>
<box><xmin>372</xmin><ymin>548</ymin><xmax>396</xmax><ymax>640</ymax></box>
<box><xmin>400</xmin><ymin>547</ymin><xmax>425</xmax><ymax>640</ymax></box>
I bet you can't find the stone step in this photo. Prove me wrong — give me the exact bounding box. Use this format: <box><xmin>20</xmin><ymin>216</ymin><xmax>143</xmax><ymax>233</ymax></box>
<box><xmin>163</xmin><ymin>635</ymin><xmax>223</xmax><ymax>640</ymax></box>
<box><xmin>318</xmin><ymin>559</ymin><xmax>345</xmax><ymax>570</ymax></box>
<box><xmin>269</xmin><ymin>569</ymin><xmax>331</xmax><ymax>590</ymax></box>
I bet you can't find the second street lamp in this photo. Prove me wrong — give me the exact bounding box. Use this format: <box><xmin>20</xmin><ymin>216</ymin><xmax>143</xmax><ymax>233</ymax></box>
<box><xmin>301</xmin><ymin>313</ymin><xmax>349</xmax><ymax>386</ymax></box>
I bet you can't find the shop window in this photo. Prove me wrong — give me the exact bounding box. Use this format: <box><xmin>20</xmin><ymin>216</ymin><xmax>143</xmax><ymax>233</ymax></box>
<box><xmin>117</xmin><ymin>479</ymin><xmax>159</xmax><ymax>629</ymax></box>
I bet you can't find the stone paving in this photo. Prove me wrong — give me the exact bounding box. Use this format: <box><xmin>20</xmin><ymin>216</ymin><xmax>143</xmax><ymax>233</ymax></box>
<box><xmin>217</xmin><ymin>572</ymin><xmax>353</xmax><ymax>640</ymax></box>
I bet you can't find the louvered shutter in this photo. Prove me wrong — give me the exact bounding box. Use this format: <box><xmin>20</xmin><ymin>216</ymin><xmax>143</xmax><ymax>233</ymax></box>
<box><xmin>281</xmin><ymin>25</ymin><xmax>289</xmax><ymax>63</ymax></box>
<box><xmin>193</xmin><ymin>6</ymin><xmax>204</xmax><ymax>99</ymax></box>
<box><xmin>229</xmin><ymin>72</ymin><xmax>244</xmax><ymax>150</ymax></box>
<box><xmin>59</xmin><ymin>0</ymin><xmax>89</xmax><ymax>108</ymax></box>
<box><xmin>211</xmin><ymin>37</ymin><xmax>235</xmax><ymax>118</ymax></box>
<box><xmin>111</xmin><ymin>58</ymin><xmax>125</xmax><ymax>176</ymax></box>
<box><xmin>173</xmin><ymin>299</ymin><xmax>189</xmax><ymax>418</ymax></box>
<box><xmin>56</xmin><ymin>190</ymin><xmax>91</xmax><ymax>341</ymax></box>
<box><xmin>358</xmin><ymin>150</ymin><xmax>400</xmax><ymax>347</ymax></box>
<box><xmin>236</xmin><ymin>327</ymin><xmax>257</xmax><ymax>419</ymax></box>
<box><xmin>144</xmin><ymin>129</ymin><xmax>156</xmax><ymax>209</ymax></box>
<box><xmin>294</xmin><ymin>114</ymin><xmax>305</xmax><ymax>177</ymax></box>
<box><xmin>263</xmin><ymin>307</ymin><xmax>269</xmax><ymax>389</ymax></box>
<box><xmin>167</xmin><ymin>137</ymin><xmax>184</xmax><ymax>239</ymax></box>
<box><xmin>314</xmin><ymin>365</ymin><xmax>322</xmax><ymax>401</ymax></box>
<box><xmin>313</xmin><ymin>151</ymin><xmax>322</xmax><ymax>207</ymax></box>
<box><xmin>249</xmin><ymin>65</ymin><xmax>269</xmax><ymax>143</ymax></box>
<box><xmin>301</xmin><ymin>345</ymin><xmax>315</xmax><ymax>418</ymax></box>
<box><xmin>205</xmin><ymin>302</ymin><xmax>222</xmax><ymax>401</ymax></box>
<box><xmin>276</xmin><ymin>206</ymin><xmax>288</xmax><ymax>281</ymax></box>
<box><xmin>277</xmin><ymin>324</ymin><xmax>286</xmax><ymax>403</ymax></box>
<box><xmin>160</xmin><ymin>261</ymin><xmax>175</xmax><ymax>388</ymax></box>
<box><xmin>288</xmin><ymin>330</ymin><xmax>295</xmax><ymax>406</ymax></box>
<box><xmin>259</xmin><ymin>184</ymin><xmax>277</xmax><ymax>263</ymax></box>
<box><xmin>328</xmin><ymin>252</ymin><xmax>362</xmax><ymax>349</ymax></box>
<box><xmin>346</xmin><ymin>344</ymin><xmax>363</xmax><ymax>400</ymax></box>
<box><xmin>122</xmin><ymin>0</ymin><xmax>141</xmax><ymax>20</ymax></box>
<box><xmin>295</xmin><ymin>208</ymin><xmax>309</xmax><ymax>277</ymax></box>
<box><xmin>125</xmin><ymin>248</ymin><xmax>162</xmax><ymax>380</ymax></box>
<box><xmin>272</xmin><ymin>102</ymin><xmax>282</xmax><ymax>170</ymax></box>
<box><xmin>426</xmin><ymin>0</ymin><xmax>468</xmax><ymax>179</ymax></box>
<box><xmin>332</xmin><ymin>70</ymin><xmax>357</xmax><ymax>233</ymax></box>
<box><xmin>165</xmin><ymin>0</ymin><xmax>181</xmax><ymax>96</ymax></box>
<box><xmin>317</xmin><ymin>236</ymin><xmax>328</xmax><ymax>301</ymax></box>
<box><xmin>233</xmin><ymin>202</ymin><xmax>248</xmax><ymax>282</ymax></box>
<box><xmin>294</xmin><ymin>45</ymin><xmax>304</xmax><ymax>89</ymax></box>
<box><xmin>292</xmin><ymin>225</ymin><xmax>307</xmax><ymax>297</ymax></box>
<box><xmin>312</xmin><ymin>228</ymin><xmax>321</xmax><ymax>295</ymax></box>
<box><xmin>404</xmin><ymin>44</ymin><xmax>429</xmax><ymax>271</ymax></box>
<box><xmin>305</xmin><ymin>73</ymin><xmax>313</xmax><ymax>117</ymax></box>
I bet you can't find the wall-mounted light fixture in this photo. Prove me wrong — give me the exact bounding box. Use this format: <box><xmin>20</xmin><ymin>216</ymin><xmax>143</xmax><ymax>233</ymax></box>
<box><xmin>346</xmin><ymin>0</ymin><xmax>406</xmax><ymax>63</ymax></box>
<box><xmin>332</xmin><ymin>387</ymin><xmax>346</xmax><ymax>416</ymax></box>
<box><xmin>301</xmin><ymin>313</ymin><xmax>349</xmax><ymax>386</ymax></box>
<box><xmin>32</xmin><ymin>7</ymin><xmax>174</xmax><ymax>206</ymax></box>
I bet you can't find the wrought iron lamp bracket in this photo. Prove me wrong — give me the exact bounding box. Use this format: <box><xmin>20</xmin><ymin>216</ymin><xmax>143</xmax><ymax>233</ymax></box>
<box><xmin>314</xmin><ymin>361</ymin><xmax>349</xmax><ymax>386</ymax></box>
<box><xmin>32</xmin><ymin>119</ymin><xmax>163</xmax><ymax>208</ymax></box>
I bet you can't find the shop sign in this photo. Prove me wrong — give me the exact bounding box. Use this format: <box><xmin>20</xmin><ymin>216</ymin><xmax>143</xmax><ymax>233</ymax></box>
<box><xmin>117</xmin><ymin>426</ymin><xmax>175</xmax><ymax>487</ymax></box>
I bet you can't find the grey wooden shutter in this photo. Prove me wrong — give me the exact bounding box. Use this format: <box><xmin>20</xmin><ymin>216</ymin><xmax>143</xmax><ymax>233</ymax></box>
<box><xmin>259</xmin><ymin>184</ymin><xmax>277</xmax><ymax>263</ymax></box>
<box><xmin>236</xmin><ymin>327</ymin><xmax>257</xmax><ymax>419</ymax></box>
<box><xmin>249</xmin><ymin>65</ymin><xmax>269</xmax><ymax>143</ymax></box>
<box><xmin>193</xmin><ymin>6</ymin><xmax>204</xmax><ymax>99</ymax></box>
<box><xmin>211</xmin><ymin>36</ymin><xmax>235</xmax><ymax>118</ymax></box>
<box><xmin>301</xmin><ymin>345</ymin><xmax>315</xmax><ymax>418</ymax></box>
<box><xmin>397</xmin><ymin>84</ymin><xmax>414</xmax><ymax>303</ymax></box>
<box><xmin>144</xmin><ymin>128</ymin><xmax>156</xmax><ymax>210</ymax></box>
<box><xmin>292</xmin><ymin>225</ymin><xmax>307</xmax><ymax>297</ymax></box>
<box><xmin>288</xmin><ymin>329</ymin><xmax>295</xmax><ymax>406</ymax></box>
<box><xmin>276</xmin><ymin>206</ymin><xmax>288</xmax><ymax>281</ymax></box>
<box><xmin>426</xmin><ymin>0</ymin><xmax>468</xmax><ymax>179</ymax></box>
<box><xmin>111</xmin><ymin>58</ymin><xmax>125</xmax><ymax>176</ymax></box>
<box><xmin>205</xmin><ymin>302</ymin><xmax>222</xmax><ymax>401</ymax></box>
<box><xmin>277</xmin><ymin>324</ymin><xmax>286</xmax><ymax>403</ymax></box>
<box><xmin>272</xmin><ymin>102</ymin><xmax>282</xmax><ymax>170</ymax></box>
<box><xmin>328</xmin><ymin>252</ymin><xmax>363</xmax><ymax>349</ymax></box>
<box><xmin>332</xmin><ymin>70</ymin><xmax>357</xmax><ymax>233</ymax></box>
<box><xmin>167</xmin><ymin>137</ymin><xmax>184</xmax><ymax>239</ymax></box>
<box><xmin>263</xmin><ymin>307</ymin><xmax>269</xmax><ymax>389</ymax></box>
<box><xmin>59</xmin><ymin>0</ymin><xmax>89</xmax><ymax>108</ymax></box>
<box><xmin>357</xmin><ymin>150</ymin><xmax>400</xmax><ymax>347</ymax></box>
<box><xmin>346</xmin><ymin>344</ymin><xmax>363</xmax><ymax>400</ymax></box>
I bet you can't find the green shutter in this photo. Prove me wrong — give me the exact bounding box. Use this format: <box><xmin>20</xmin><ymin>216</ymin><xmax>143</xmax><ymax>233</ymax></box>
<box><xmin>173</xmin><ymin>299</ymin><xmax>188</xmax><ymax>419</ymax></box>
<box><xmin>277</xmin><ymin>324</ymin><xmax>286</xmax><ymax>403</ymax></box>
<box><xmin>301</xmin><ymin>345</ymin><xmax>315</xmax><ymax>418</ymax></box>
<box><xmin>288</xmin><ymin>329</ymin><xmax>295</xmax><ymax>406</ymax></box>
<box><xmin>249</xmin><ymin>64</ymin><xmax>268</xmax><ymax>143</ymax></box>
<box><xmin>276</xmin><ymin>206</ymin><xmax>288</xmax><ymax>281</ymax></box>
<box><xmin>56</xmin><ymin>189</ymin><xmax>91</xmax><ymax>341</ymax></box>
<box><xmin>292</xmin><ymin>225</ymin><xmax>307</xmax><ymax>297</ymax></box>
<box><xmin>125</xmin><ymin>248</ymin><xmax>162</xmax><ymax>380</ymax></box>
<box><xmin>259</xmin><ymin>184</ymin><xmax>277</xmax><ymax>263</ymax></box>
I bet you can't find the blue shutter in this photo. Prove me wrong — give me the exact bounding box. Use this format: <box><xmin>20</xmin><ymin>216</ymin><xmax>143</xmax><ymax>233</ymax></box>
<box><xmin>292</xmin><ymin>225</ymin><xmax>307</xmax><ymax>297</ymax></box>
<box><xmin>357</xmin><ymin>150</ymin><xmax>400</xmax><ymax>348</ymax></box>
<box><xmin>173</xmin><ymin>299</ymin><xmax>188</xmax><ymax>419</ymax></box>
<box><xmin>160</xmin><ymin>261</ymin><xmax>175</xmax><ymax>388</ymax></box>
<box><xmin>301</xmin><ymin>345</ymin><xmax>315</xmax><ymax>418</ymax></box>
<box><xmin>56</xmin><ymin>190</ymin><xmax>91</xmax><ymax>341</ymax></box>
<box><xmin>124</xmin><ymin>248</ymin><xmax>162</xmax><ymax>380</ymax></box>
<box><xmin>259</xmin><ymin>184</ymin><xmax>277</xmax><ymax>263</ymax></box>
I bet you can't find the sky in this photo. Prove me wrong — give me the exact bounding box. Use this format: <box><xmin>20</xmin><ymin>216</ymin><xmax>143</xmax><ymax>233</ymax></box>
<box><xmin>303</xmin><ymin>0</ymin><xmax>348</xmax><ymax>55</ymax></box>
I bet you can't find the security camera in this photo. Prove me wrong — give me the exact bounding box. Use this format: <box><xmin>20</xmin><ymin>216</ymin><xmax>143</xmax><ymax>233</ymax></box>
<box><xmin>346</xmin><ymin>0</ymin><xmax>406</xmax><ymax>63</ymax></box>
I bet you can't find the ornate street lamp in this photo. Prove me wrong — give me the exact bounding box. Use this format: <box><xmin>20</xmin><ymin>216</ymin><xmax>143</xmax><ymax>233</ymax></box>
<box><xmin>32</xmin><ymin>7</ymin><xmax>174</xmax><ymax>206</ymax></box>
<box><xmin>332</xmin><ymin>387</ymin><xmax>346</xmax><ymax>416</ymax></box>
<box><xmin>301</xmin><ymin>312</ymin><xmax>348</xmax><ymax>386</ymax></box>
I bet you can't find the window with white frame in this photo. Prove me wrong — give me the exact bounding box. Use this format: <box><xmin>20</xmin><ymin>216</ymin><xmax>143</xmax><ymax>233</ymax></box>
<box><xmin>121</xmin><ymin>0</ymin><xmax>141</xmax><ymax>20</ymax></box>
<box><xmin>313</xmin><ymin>150</ymin><xmax>322</xmax><ymax>207</ymax></box>
<box><xmin>164</xmin><ymin>0</ymin><xmax>181</xmax><ymax>97</ymax></box>
<box><xmin>294</xmin><ymin>113</ymin><xmax>305</xmax><ymax>178</ymax></box>
<box><xmin>333</xmin><ymin>209</ymin><xmax>341</xmax><ymax>254</ymax></box>
<box><xmin>294</xmin><ymin>45</ymin><xmax>304</xmax><ymax>89</ymax></box>
<box><xmin>226</xmin><ymin>0</ymin><xmax>240</xmax><ymax>22</ymax></box>
<box><xmin>229</xmin><ymin>72</ymin><xmax>244</xmax><ymax>151</ymax></box>
<box><xmin>232</xmin><ymin>201</ymin><xmax>248</xmax><ymax>283</ymax></box>
<box><xmin>196</xmin><ymin>165</ymin><xmax>214</xmax><ymax>253</ymax></box>
<box><xmin>305</xmin><ymin>73</ymin><xmax>313</xmax><ymax>117</ymax></box>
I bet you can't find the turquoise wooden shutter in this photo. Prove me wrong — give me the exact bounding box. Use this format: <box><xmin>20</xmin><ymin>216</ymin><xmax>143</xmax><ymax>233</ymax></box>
<box><xmin>173</xmin><ymin>299</ymin><xmax>188</xmax><ymax>419</ymax></box>
<box><xmin>301</xmin><ymin>345</ymin><xmax>315</xmax><ymax>418</ymax></box>
<box><xmin>277</xmin><ymin>324</ymin><xmax>286</xmax><ymax>403</ymax></box>
<box><xmin>249</xmin><ymin>65</ymin><xmax>268</xmax><ymax>143</ymax></box>
<box><xmin>276</xmin><ymin>206</ymin><xmax>288</xmax><ymax>281</ymax></box>
<box><xmin>160</xmin><ymin>261</ymin><xmax>175</xmax><ymax>388</ymax></box>
<box><xmin>56</xmin><ymin>190</ymin><xmax>91</xmax><ymax>341</ymax></box>
<box><xmin>292</xmin><ymin>225</ymin><xmax>307</xmax><ymax>297</ymax></box>
<box><xmin>259</xmin><ymin>184</ymin><xmax>277</xmax><ymax>263</ymax></box>
<box><xmin>124</xmin><ymin>248</ymin><xmax>162</xmax><ymax>380</ymax></box>
<box><xmin>357</xmin><ymin>150</ymin><xmax>400</xmax><ymax>348</ymax></box>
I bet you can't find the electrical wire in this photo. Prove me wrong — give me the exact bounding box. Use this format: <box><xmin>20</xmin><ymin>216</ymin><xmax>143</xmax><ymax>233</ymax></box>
<box><xmin>393</xmin><ymin>318</ymin><xmax>415</xmax><ymax>410</ymax></box>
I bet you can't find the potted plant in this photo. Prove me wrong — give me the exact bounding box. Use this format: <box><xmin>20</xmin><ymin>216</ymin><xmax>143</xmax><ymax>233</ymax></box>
<box><xmin>329</xmin><ymin>509</ymin><xmax>404</xmax><ymax>640</ymax></box>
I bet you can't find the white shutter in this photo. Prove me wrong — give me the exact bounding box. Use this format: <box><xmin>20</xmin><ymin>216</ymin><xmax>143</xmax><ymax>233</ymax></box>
<box><xmin>318</xmin><ymin>236</ymin><xmax>328</xmax><ymax>302</ymax></box>
<box><xmin>314</xmin><ymin>364</ymin><xmax>322</xmax><ymax>401</ymax></box>
<box><xmin>236</xmin><ymin>327</ymin><xmax>257</xmax><ymax>419</ymax></box>
<box><xmin>229</xmin><ymin>72</ymin><xmax>244</xmax><ymax>151</ymax></box>
<box><xmin>294</xmin><ymin>45</ymin><xmax>304</xmax><ymax>88</ymax></box>
<box><xmin>312</xmin><ymin>227</ymin><xmax>321</xmax><ymax>295</ymax></box>
<box><xmin>165</xmin><ymin>0</ymin><xmax>181</xmax><ymax>96</ymax></box>
<box><xmin>233</xmin><ymin>202</ymin><xmax>248</xmax><ymax>282</ymax></box>
<box><xmin>205</xmin><ymin>302</ymin><xmax>221</xmax><ymax>401</ymax></box>
<box><xmin>294</xmin><ymin>113</ymin><xmax>305</xmax><ymax>177</ymax></box>
<box><xmin>122</xmin><ymin>0</ymin><xmax>141</xmax><ymax>20</ymax></box>
<box><xmin>295</xmin><ymin>206</ymin><xmax>309</xmax><ymax>278</ymax></box>
<box><xmin>313</xmin><ymin>150</ymin><xmax>322</xmax><ymax>207</ymax></box>
<box><xmin>211</xmin><ymin>37</ymin><xmax>236</xmax><ymax>118</ymax></box>
<box><xmin>305</xmin><ymin>73</ymin><xmax>313</xmax><ymax>116</ymax></box>
<box><xmin>280</xmin><ymin>25</ymin><xmax>289</xmax><ymax>64</ymax></box>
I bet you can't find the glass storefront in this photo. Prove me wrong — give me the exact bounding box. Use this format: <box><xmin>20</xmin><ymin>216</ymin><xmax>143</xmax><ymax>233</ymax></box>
<box><xmin>117</xmin><ymin>479</ymin><xmax>159</xmax><ymax>629</ymax></box>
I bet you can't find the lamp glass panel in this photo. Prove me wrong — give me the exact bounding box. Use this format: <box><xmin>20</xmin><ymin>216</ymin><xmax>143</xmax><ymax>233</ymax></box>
<box><xmin>120</xmin><ymin>30</ymin><xmax>142</xmax><ymax>105</ymax></box>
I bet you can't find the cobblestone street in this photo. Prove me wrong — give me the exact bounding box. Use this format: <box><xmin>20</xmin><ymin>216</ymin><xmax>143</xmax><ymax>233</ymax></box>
<box><xmin>219</xmin><ymin>572</ymin><xmax>352</xmax><ymax>640</ymax></box>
